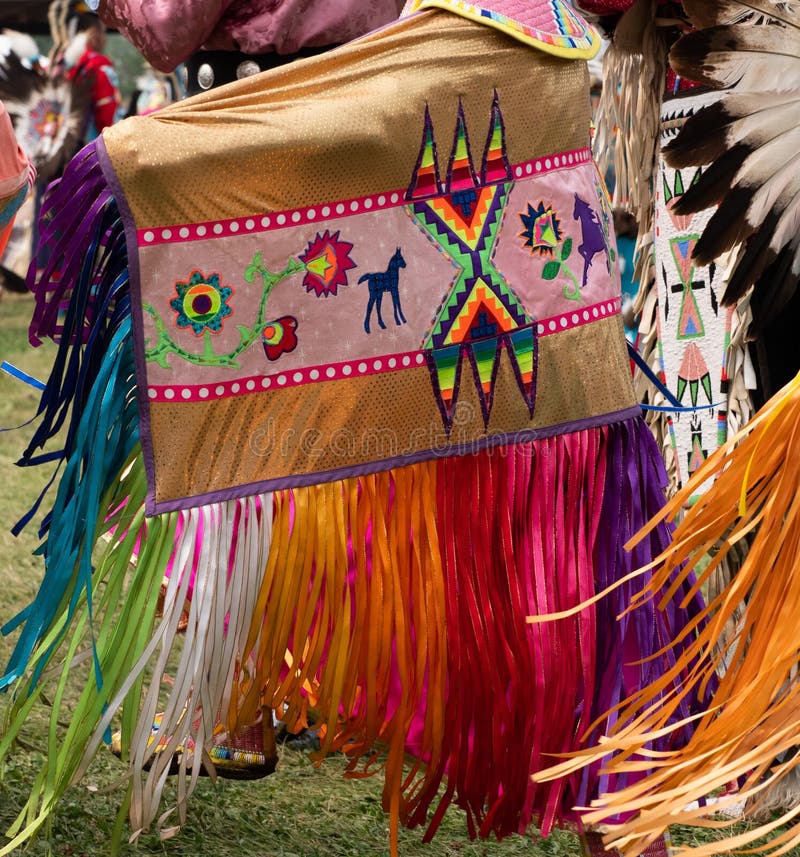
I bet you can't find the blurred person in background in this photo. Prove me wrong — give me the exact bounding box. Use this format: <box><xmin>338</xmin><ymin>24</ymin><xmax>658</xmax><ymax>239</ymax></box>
<box><xmin>50</xmin><ymin>0</ymin><xmax>121</xmax><ymax>143</ymax></box>
<box><xmin>0</xmin><ymin>1</ymin><xmax>121</xmax><ymax>286</ymax></box>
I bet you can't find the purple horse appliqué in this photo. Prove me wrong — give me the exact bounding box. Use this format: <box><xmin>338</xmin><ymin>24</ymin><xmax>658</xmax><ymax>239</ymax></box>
<box><xmin>573</xmin><ymin>194</ymin><xmax>610</xmax><ymax>288</ymax></box>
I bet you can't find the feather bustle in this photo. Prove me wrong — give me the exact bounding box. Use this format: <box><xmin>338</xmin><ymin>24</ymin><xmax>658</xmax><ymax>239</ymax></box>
<box><xmin>671</xmin><ymin>26</ymin><xmax>800</xmax><ymax>92</ymax></box>
<box><xmin>662</xmin><ymin>0</ymin><xmax>800</xmax><ymax>327</ymax></box>
<box><xmin>682</xmin><ymin>0</ymin><xmax>800</xmax><ymax>28</ymax></box>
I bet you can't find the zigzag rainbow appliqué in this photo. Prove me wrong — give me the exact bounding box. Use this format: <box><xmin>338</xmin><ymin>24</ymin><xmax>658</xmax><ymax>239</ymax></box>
<box><xmin>407</xmin><ymin>92</ymin><xmax>537</xmax><ymax>431</ymax></box>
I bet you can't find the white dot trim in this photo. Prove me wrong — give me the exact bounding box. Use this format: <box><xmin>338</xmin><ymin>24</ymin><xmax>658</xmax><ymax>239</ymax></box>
<box><xmin>145</xmin><ymin>348</ymin><xmax>456</xmax><ymax>402</ymax></box>
<box><xmin>136</xmin><ymin>148</ymin><xmax>593</xmax><ymax>246</ymax></box>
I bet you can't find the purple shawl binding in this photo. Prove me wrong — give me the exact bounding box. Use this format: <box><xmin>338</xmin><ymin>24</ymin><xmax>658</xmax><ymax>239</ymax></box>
<box><xmin>95</xmin><ymin>135</ymin><xmax>157</xmax><ymax>516</ymax></box>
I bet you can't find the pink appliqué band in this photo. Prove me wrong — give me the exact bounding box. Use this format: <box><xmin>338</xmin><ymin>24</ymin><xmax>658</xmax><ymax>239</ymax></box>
<box><xmin>146</xmin><ymin>295</ymin><xmax>620</xmax><ymax>403</ymax></box>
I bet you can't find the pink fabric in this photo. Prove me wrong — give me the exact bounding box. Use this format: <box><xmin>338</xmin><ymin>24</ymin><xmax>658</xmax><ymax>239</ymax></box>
<box><xmin>97</xmin><ymin>0</ymin><xmax>406</xmax><ymax>72</ymax></box>
<box><xmin>0</xmin><ymin>101</ymin><xmax>29</xmax><ymax>192</ymax></box>
<box><xmin>0</xmin><ymin>100</ymin><xmax>32</xmax><ymax>258</ymax></box>
<box><xmin>66</xmin><ymin>49</ymin><xmax>121</xmax><ymax>134</ymax></box>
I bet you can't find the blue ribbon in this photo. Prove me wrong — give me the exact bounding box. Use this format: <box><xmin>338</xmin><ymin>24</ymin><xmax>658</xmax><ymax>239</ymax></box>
<box><xmin>1</xmin><ymin>361</ymin><xmax>46</xmax><ymax>390</ymax></box>
<box><xmin>627</xmin><ymin>342</ymin><xmax>721</xmax><ymax>413</ymax></box>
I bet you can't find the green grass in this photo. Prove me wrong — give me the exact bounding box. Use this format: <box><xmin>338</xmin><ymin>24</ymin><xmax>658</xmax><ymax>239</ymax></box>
<box><xmin>0</xmin><ymin>293</ymin><xmax>790</xmax><ymax>856</ymax></box>
<box><xmin>0</xmin><ymin>749</ymin><xmax>573</xmax><ymax>857</ymax></box>
<box><xmin>0</xmin><ymin>295</ymin><xmax>52</xmax><ymax>650</ymax></box>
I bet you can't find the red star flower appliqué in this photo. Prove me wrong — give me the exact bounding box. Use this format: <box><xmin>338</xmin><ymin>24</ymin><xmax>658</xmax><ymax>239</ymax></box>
<box><xmin>298</xmin><ymin>229</ymin><xmax>356</xmax><ymax>297</ymax></box>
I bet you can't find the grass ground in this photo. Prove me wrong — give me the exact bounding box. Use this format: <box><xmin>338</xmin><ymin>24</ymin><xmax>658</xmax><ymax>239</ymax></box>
<box><xmin>0</xmin><ymin>293</ymin><xmax>786</xmax><ymax>856</ymax></box>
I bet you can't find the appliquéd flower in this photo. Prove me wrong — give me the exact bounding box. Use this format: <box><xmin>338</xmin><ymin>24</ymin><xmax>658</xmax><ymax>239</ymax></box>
<box><xmin>298</xmin><ymin>229</ymin><xmax>356</xmax><ymax>297</ymax></box>
<box><xmin>519</xmin><ymin>201</ymin><xmax>562</xmax><ymax>257</ymax></box>
<box><xmin>170</xmin><ymin>271</ymin><xmax>233</xmax><ymax>335</ymax></box>
<box><xmin>262</xmin><ymin>316</ymin><xmax>298</xmax><ymax>361</ymax></box>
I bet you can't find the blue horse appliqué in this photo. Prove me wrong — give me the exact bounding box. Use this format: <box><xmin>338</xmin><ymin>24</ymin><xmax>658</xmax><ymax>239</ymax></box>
<box><xmin>573</xmin><ymin>194</ymin><xmax>610</xmax><ymax>288</ymax></box>
<box><xmin>359</xmin><ymin>247</ymin><xmax>407</xmax><ymax>334</ymax></box>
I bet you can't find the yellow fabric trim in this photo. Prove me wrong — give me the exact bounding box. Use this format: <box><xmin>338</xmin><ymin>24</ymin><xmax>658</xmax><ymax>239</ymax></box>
<box><xmin>405</xmin><ymin>0</ymin><xmax>601</xmax><ymax>60</ymax></box>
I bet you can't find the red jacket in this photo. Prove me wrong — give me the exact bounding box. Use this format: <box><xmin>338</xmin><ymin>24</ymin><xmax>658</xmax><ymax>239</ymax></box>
<box><xmin>67</xmin><ymin>48</ymin><xmax>120</xmax><ymax>136</ymax></box>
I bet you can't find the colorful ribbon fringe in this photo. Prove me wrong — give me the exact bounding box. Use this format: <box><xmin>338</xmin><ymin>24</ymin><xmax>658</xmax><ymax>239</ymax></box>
<box><xmin>1</xmin><ymin>135</ymin><xmax>710</xmax><ymax>857</ymax></box>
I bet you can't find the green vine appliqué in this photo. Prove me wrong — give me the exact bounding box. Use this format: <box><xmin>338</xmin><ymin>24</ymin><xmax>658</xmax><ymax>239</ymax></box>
<box><xmin>143</xmin><ymin>252</ymin><xmax>304</xmax><ymax>369</ymax></box>
<box><xmin>541</xmin><ymin>238</ymin><xmax>582</xmax><ymax>302</ymax></box>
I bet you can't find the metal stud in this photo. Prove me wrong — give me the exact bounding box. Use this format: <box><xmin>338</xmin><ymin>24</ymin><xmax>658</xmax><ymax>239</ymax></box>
<box><xmin>236</xmin><ymin>60</ymin><xmax>261</xmax><ymax>80</ymax></box>
<box><xmin>197</xmin><ymin>63</ymin><xmax>215</xmax><ymax>90</ymax></box>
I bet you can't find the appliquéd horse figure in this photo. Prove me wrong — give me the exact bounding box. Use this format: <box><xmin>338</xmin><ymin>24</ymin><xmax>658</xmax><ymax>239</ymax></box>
<box><xmin>573</xmin><ymin>194</ymin><xmax>610</xmax><ymax>289</ymax></box>
<box><xmin>360</xmin><ymin>247</ymin><xmax>407</xmax><ymax>334</ymax></box>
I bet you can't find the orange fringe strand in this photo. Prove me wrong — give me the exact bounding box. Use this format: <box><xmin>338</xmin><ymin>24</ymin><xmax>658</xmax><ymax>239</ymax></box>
<box><xmin>534</xmin><ymin>373</ymin><xmax>800</xmax><ymax>857</ymax></box>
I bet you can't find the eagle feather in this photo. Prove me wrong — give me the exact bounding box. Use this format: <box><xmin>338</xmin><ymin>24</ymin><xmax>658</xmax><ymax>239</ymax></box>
<box><xmin>663</xmin><ymin>0</ymin><xmax>800</xmax><ymax>333</ymax></box>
